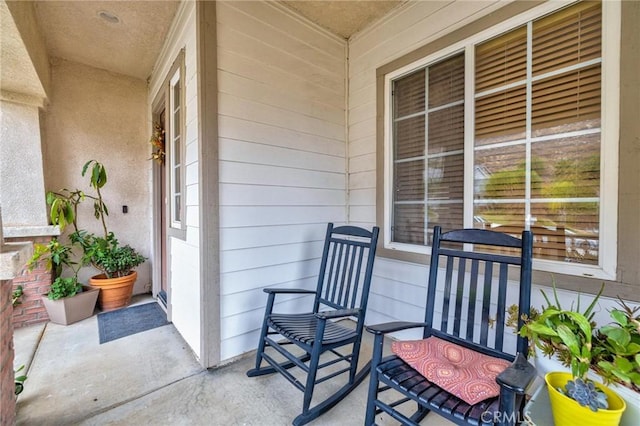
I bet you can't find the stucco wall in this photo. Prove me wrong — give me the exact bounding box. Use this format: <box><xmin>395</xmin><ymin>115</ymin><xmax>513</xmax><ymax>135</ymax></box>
<box><xmin>42</xmin><ymin>59</ymin><xmax>151</xmax><ymax>294</ymax></box>
<box><xmin>0</xmin><ymin>100</ymin><xmax>48</xmax><ymax>226</ymax></box>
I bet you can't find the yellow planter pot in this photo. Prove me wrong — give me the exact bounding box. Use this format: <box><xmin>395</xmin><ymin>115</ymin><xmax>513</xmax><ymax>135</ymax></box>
<box><xmin>545</xmin><ymin>372</ymin><xmax>626</xmax><ymax>426</ymax></box>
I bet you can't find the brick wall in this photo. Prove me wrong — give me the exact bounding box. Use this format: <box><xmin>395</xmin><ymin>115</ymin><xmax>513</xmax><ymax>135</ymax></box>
<box><xmin>7</xmin><ymin>236</ymin><xmax>53</xmax><ymax>328</ymax></box>
<box><xmin>1</xmin><ymin>278</ymin><xmax>17</xmax><ymax>425</ymax></box>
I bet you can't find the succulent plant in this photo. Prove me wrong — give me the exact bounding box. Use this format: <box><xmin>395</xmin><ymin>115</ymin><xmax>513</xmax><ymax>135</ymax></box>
<box><xmin>563</xmin><ymin>377</ymin><xmax>608</xmax><ymax>412</ymax></box>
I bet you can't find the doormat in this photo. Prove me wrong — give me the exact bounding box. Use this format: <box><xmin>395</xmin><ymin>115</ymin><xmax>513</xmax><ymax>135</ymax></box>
<box><xmin>98</xmin><ymin>302</ymin><xmax>169</xmax><ymax>344</ymax></box>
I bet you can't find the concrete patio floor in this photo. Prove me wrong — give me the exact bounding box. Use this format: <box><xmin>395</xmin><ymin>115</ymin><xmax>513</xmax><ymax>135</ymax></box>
<box><xmin>13</xmin><ymin>296</ymin><xmax>454</xmax><ymax>425</ymax></box>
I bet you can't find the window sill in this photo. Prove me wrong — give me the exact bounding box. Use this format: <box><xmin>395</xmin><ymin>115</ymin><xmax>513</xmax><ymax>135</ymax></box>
<box><xmin>381</xmin><ymin>242</ymin><xmax>616</xmax><ymax>281</ymax></box>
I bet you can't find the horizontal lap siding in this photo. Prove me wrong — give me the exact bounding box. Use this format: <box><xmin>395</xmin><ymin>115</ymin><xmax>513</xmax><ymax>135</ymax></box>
<box><xmin>217</xmin><ymin>1</ymin><xmax>347</xmax><ymax>361</ymax></box>
<box><xmin>347</xmin><ymin>0</ymin><xmax>506</xmax><ymax>323</ymax></box>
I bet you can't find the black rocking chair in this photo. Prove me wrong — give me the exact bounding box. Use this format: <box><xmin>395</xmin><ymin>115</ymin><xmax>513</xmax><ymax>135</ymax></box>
<box><xmin>365</xmin><ymin>226</ymin><xmax>536</xmax><ymax>426</ymax></box>
<box><xmin>247</xmin><ymin>222</ymin><xmax>379</xmax><ymax>425</ymax></box>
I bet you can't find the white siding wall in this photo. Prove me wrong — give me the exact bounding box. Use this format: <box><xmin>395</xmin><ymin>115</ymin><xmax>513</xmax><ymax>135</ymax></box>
<box><xmin>347</xmin><ymin>0</ymin><xmax>637</xmax><ymax>329</ymax></box>
<box><xmin>217</xmin><ymin>1</ymin><xmax>347</xmax><ymax>361</ymax></box>
<box><xmin>149</xmin><ymin>0</ymin><xmax>637</xmax><ymax>364</ymax></box>
<box><xmin>149</xmin><ymin>2</ymin><xmax>202</xmax><ymax>356</ymax></box>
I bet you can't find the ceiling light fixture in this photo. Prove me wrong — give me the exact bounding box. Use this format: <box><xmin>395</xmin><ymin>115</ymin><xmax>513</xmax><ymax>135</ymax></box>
<box><xmin>98</xmin><ymin>10</ymin><xmax>120</xmax><ymax>24</ymax></box>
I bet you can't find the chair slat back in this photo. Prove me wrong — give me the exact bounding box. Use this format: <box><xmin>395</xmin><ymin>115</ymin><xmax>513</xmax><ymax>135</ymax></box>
<box><xmin>424</xmin><ymin>226</ymin><xmax>533</xmax><ymax>360</ymax></box>
<box><xmin>314</xmin><ymin>224</ymin><xmax>379</xmax><ymax>315</ymax></box>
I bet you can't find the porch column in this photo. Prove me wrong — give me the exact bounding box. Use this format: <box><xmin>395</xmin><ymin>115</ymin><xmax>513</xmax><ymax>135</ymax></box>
<box><xmin>0</xmin><ymin>209</ymin><xmax>33</xmax><ymax>425</ymax></box>
<box><xmin>0</xmin><ymin>98</ymin><xmax>58</xmax><ymax>326</ymax></box>
<box><xmin>0</xmin><ymin>99</ymin><xmax>48</xmax><ymax>227</ymax></box>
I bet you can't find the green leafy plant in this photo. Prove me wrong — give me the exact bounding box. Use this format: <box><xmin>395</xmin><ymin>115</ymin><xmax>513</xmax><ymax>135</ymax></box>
<box><xmin>73</xmin><ymin>160</ymin><xmax>146</xmax><ymax>278</ymax></box>
<box><xmin>12</xmin><ymin>286</ymin><xmax>23</xmax><ymax>306</ymax></box>
<box><xmin>48</xmin><ymin>277</ymin><xmax>82</xmax><ymax>300</ymax></box>
<box><xmin>512</xmin><ymin>281</ymin><xmax>640</xmax><ymax>400</ymax></box>
<box><xmin>519</xmin><ymin>281</ymin><xmax>608</xmax><ymax>411</ymax></box>
<box><xmin>520</xmin><ymin>281</ymin><xmax>604</xmax><ymax>366</ymax></box>
<box><xmin>14</xmin><ymin>365</ymin><xmax>27</xmax><ymax>395</ymax></box>
<box><xmin>46</xmin><ymin>160</ymin><xmax>109</xmax><ymax>237</ymax></box>
<box><xmin>27</xmin><ymin>185</ymin><xmax>87</xmax><ymax>285</ymax></box>
<box><xmin>593</xmin><ymin>299</ymin><xmax>640</xmax><ymax>392</ymax></box>
<box><xmin>72</xmin><ymin>231</ymin><xmax>146</xmax><ymax>278</ymax></box>
<box><xmin>46</xmin><ymin>188</ymin><xmax>86</xmax><ymax>233</ymax></box>
<box><xmin>81</xmin><ymin>159</ymin><xmax>109</xmax><ymax>238</ymax></box>
<box><xmin>29</xmin><ymin>160</ymin><xmax>146</xmax><ymax>285</ymax></box>
<box><xmin>27</xmin><ymin>237</ymin><xmax>76</xmax><ymax>279</ymax></box>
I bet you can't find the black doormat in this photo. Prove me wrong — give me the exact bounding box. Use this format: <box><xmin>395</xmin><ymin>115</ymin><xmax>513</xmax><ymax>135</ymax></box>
<box><xmin>98</xmin><ymin>302</ymin><xmax>169</xmax><ymax>344</ymax></box>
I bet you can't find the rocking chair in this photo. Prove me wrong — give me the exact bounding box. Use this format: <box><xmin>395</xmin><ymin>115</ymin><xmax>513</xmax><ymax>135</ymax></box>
<box><xmin>365</xmin><ymin>226</ymin><xmax>536</xmax><ymax>426</ymax></box>
<box><xmin>247</xmin><ymin>222</ymin><xmax>379</xmax><ymax>425</ymax></box>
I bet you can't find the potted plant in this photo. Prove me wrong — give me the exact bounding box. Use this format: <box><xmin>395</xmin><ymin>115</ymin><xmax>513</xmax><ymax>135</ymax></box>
<box><xmin>40</xmin><ymin>276</ymin><xmax>99</xmax><ymax>325</ymax></box>
<box><xmin>27</xmin><ymin>204</ymin><xmax>99</xmax><ymax>325</ymax></box>
<box><xmin>593</xmin><ymin>299</ymin><xmax>640</xmax><ymax>391</ymax></box>
<box><xmin>38</xmin><ymin>160</ymin><xmax>146</xmax><ymax>312</ymax></box>
<box><xmin>520</xmin><ymin>284</ymin><xmax>626</xmax><ymax>425</ymax></box>
<box><xmin>591</xmin><ymin>299</ymin><xmax>640</xmax><ymax>425</ymax></box>
<box><xmin>73</xmin><ymin>231</ymin><xmax>145</xmax><ymax>311</ymax></box>
<box><xmin>72</xmin><ymin>160</ymin><xmax>146</xmax><ymax>310</ymax></box>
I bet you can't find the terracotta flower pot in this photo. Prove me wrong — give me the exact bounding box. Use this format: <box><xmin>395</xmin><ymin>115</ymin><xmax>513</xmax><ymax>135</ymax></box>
<box><xmin>89</xmin><ymin>271</ymin><xmax>137</xmax><ymax>311</ymax></box>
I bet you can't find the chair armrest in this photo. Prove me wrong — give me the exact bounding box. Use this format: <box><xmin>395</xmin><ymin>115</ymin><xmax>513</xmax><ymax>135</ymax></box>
<box><xmin>366</xmin><ymin>321</ymin><xmax>429</xmax><ymax>335</ymax></box>
<box><xmin>316</xmin><ymin>308</ymin><xmax>360</xmax><ymax>320</ymax></box>
<box><xmin>496</xmin><ymin>352</ymin><xmax>537</xmax><ymax>394</ymax></box>
<box><xmin>263</xmin><ymin>288</ymin><xmax>316</xmax><ymax>295</ymax></box>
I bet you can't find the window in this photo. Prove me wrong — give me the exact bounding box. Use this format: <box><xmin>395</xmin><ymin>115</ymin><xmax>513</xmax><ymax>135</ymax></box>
<box><xmin>383</xmin><ymin>1</ymin><xmax>619</xmax><ymax>279</ymax></box>
<box><xmin>169</xmin><ymin>66</ymin><xmax>184</xmax><ymax>229</ymax></box>
<box><xmin>391</xmin><ymin>54</ymin><xmax>465</xmax><ymax>245</ymax></box>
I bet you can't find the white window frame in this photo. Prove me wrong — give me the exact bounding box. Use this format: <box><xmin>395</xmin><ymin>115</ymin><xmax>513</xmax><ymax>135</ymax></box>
<box><xmin>383</xmin><ymin>0</ymin><xmax>620</xmax><ymax>280</ymax></box>
<box><xmin>168</xmin><ymin>67</ymin><xmax>184</xmax><ymax>230</ymax></box>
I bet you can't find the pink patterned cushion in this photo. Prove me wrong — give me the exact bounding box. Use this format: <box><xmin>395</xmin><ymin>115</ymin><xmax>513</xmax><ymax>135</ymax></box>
<box><xmin>391</xmin><ymin>336</ymin><xmax>511</xmax><ymax>405</ymax></box>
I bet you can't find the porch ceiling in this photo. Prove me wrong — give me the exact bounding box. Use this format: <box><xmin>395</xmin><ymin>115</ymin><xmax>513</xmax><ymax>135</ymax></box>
<box><xmin>33</xmin><ymin>0</ymin><xmax>181</xmax><ymax>80</ymax></box>
<box><xmin>283</xmin><ymin>0</ymin><xmax>404</xmax><ymax>39</ymax></box>
<box><xmin>31</xmin><ymin>1</ymin><xmax>404</xmax><ymax>81</ymax></box>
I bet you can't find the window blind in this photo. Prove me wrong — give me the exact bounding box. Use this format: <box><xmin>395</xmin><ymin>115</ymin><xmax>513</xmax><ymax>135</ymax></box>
<box><xmin>388</xmin><ymin>1</ymin><xmax>603</xmax><ymax>265</ymax></box>
<box><xmin>473</xmin><ymin>1</ymin><xmax>601</xmax><ymax>264</ymax></box>
<box><xmin>392</xmin><ymin>54</ymin><xmax>464</xmax><ymax>245</ymax></box>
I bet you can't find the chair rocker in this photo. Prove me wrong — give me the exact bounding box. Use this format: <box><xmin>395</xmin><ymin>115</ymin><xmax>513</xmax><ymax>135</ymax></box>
<box><xmin>247</xmin><ymin>223</ymin><xmax>379</xmax><ymax>425</ymax></box>
<box><xmin>365</xmin><ymin>226</ymin><xmax>536</xmax><ymax>426</ymax></box>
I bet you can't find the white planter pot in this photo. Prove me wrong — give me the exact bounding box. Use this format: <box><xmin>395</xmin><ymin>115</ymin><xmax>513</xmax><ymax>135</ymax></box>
<box><xmin>533</xmin><ymin>347</ymin><xmax>639</xmax><ymax>426</ymax></box>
